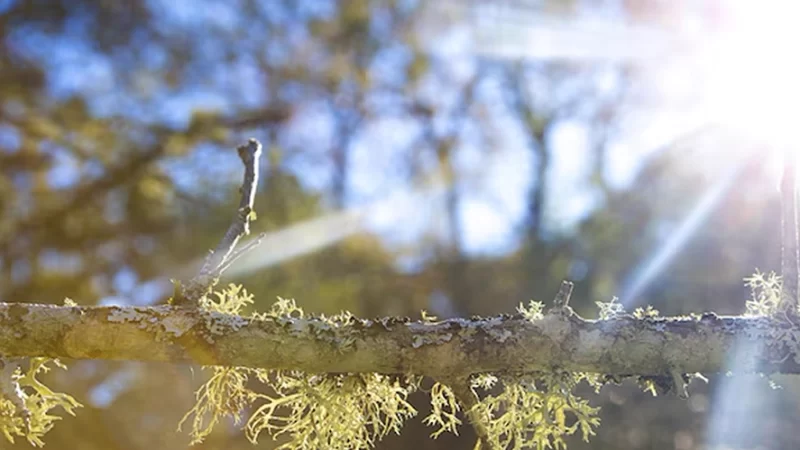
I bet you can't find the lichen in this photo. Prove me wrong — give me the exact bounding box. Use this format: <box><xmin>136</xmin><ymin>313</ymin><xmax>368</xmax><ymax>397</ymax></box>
<box><xmin>744</xmin><ymin>270</ymin><xmax>782</xmax><ymax>316</ymax></box>
<box><xmin>595</xmin><ymin>297</ymin><xmax>625</xmax><ymax>320</ymax></box>
<box><xmin>106</xmin><ymin>307</ymin><xmax>147</xmax><ymax>324</ymax></box>
<box><xmin>481</xmin><ymin>317</ymin><xmax>515</xmax><ymax>343</ymax></box>
<box><xmin>0</xmin><ymin>358</ymin><xmax>82</xmax><ymax>447</ymax></box>
<box><xmin>470</xmin><ymin>372</ymin><xmax>600</xmax><ymax>450</ymax></box>
<box><xmin>411</xmin><ymin>332</ymin><xmax>452</xmax><ymax>349</ymax></box>
<box><xmin>423</xmin><ymin>382</ymin><xmax>461</xmax><ymax>437</ymax></box>
<box><xmin>517</xmin><ymin>300</ymin><xmax>544</xmax><ymax>321</ymax></box>
<box><xmin>159</xmin><ymin>314</ymin><xmax>193</xmax><ymax>338</ymax></box>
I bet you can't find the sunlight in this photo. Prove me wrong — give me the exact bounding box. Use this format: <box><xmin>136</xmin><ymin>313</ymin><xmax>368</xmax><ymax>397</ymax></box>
<box><xmin>706</xmin><ymin>339</ymin><xmax>771</xmax><ymax>448</ymax></box>
<box><xmin>220</xmin><ymin>183</ymin><xmax>446</xmax><ymax>279</ymax></box>
<box><xmin>696</xmin><ymin>0</ymin><xmax>800</xmax><ymax>147</ymax></box>
<box><xmin>468</xmin><ymin>1</ymin><xmax>800</xmax><ymax>157</ymax></box>
<box><xmin>620</xmin><ymin>154</ymin><xmax>748</xmax><ymax>305</ymax></box>
<box><xmin>699</xmin><ymin>4</ymin><xmax>799</xmax><ymax>446</ymax></box>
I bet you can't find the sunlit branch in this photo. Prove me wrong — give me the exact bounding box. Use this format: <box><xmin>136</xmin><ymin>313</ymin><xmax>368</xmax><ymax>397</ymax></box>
<box><xmin>0</xmin><ymin>302</ymin><xmax>799</xmax><ymax>377</ymax></box>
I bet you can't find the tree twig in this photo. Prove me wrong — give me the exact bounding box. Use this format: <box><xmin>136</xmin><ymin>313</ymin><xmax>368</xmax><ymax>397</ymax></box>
<box><xmin>217</xmin><ymin>230</ymin><xmax>268</xmax><ymax>275</ymax></box>
<box><xmin>779</xmin><ymin>149</ymin><xmax>799</xmax><ymax>316</ymax></box>
<box><xmin>548</xmin><ymin>280</ymin><xmax>574</xmax><ymax>315</ymax></box>
<box><xmin>175</xmin><ymin>139</ymin><xmax>263</xmax><ymax>306</ymax></box>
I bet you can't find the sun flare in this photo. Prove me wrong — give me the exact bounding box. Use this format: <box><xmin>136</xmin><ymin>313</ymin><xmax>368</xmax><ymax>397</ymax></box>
<box><xmin>697</xmin><ymin>0</ymin><xmax>800</xmax><ymax>147</ymax></box>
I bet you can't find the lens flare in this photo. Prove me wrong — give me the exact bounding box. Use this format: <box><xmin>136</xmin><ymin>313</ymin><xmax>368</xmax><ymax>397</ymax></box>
<box><xmin>696</xmin><ymin>0</ymin><xmax>800</xmax><ymax>147</ymax></box>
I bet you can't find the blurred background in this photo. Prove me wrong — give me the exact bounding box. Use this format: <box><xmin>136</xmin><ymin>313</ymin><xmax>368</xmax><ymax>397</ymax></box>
<box><xmin>1</xmin><ymin>0</ymin><xmax>799</xmax><ymax>448</ymax></box>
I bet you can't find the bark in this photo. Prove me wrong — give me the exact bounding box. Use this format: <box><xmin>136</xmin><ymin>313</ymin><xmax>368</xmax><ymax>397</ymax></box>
<box><xmin>780</xmin><ymin>149</ymin><xmax>799</xmax><ymax>314</ymax></box>
<box><xmin>0</xmin><ymin>302</ymin><xmax>797</xmax><ymax>378</ymax></box>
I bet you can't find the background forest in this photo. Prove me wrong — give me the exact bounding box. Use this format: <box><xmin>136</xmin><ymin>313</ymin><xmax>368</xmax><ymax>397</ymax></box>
<box><xmin>0</xmin><ymin>0</ymin><xmax>797</xmax><ymax>449</ymax></box>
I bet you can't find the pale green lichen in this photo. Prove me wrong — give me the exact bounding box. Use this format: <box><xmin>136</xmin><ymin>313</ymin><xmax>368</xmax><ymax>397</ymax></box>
<box><xmin>420</xmin><ymin>310</ymin><xmax>439</xmax><ymax>323</ymax></box>
<box><xmin>200</xmin><ymin>310</ymin><xmax>249</xmax><ymax>337</ymax></box>
<box><xmin>191</xmin><ymin>284</ymin><xmax>257</xmax><ymax>343</ymax></box>
<box><xmin>307</xmin><ymin>310</ymin><xmax>359</xmax><ymax>352</ymax></box>
<box><xmin>411</xmin><ymin>331</ymin><xmax>453</xmax><ymax>349</ymax></box>
<box><xmin>182</xmin><ymin>287</ymin><xmax>420</xmax><ymax>448</ymax></box>
<box><xmin>180</xmin><ymin>367</ymin><xmax>420</xmax><ymax>449</ymax></box>
<box><xmin>184</xmin><ymin>303</ymin><xmax>603</xmax><ymax>450</ymax></box>
<box><xmin>517</xmin><ymin>301</ymin><xmax>544</xmax><ymax>321</ymax></box>
<box><xmin>744</xmin><ymin>270</ymin><xmax>781</xmax><ymax>316</ymax></box>
<box><xmin>482</xmin><ymin>317</ymin><xmax>515</xmax><ymax>343</ymax></box>
<box><xmin>739</xmin><ymin>271</ymin><xmax>800</xmax><ymax>368</ymax></box>
<box><xmin>470</xmin><ymin>373</ymin><xmax>601</xmax><ymax>450</ymax></box>
<box><xmin>200</xmin><ymin>283</ymin><xmax>255</xmax><ymax>316</ymax></box>
<box><xmin>178</xmin><ymin>365</ymin><xmax>252</xmax><ymax>443</ymax></box>
<box><xmin>107</xmin><ymin>306</ymin><xmax>192</xmax><ymax>342</ymax></box>
<box><xmin>0</xmin><ymin>358</ymin><xmax>82</xmax><ymax>447</ymax></box>
<box><xmin>596</xmin><ymin>297</ymin><xmax>625</xmax><ymax>320</ymax></box>
<box><xmin>245</xmin><ymin>372</ymin><xmax>418</xmax><ymax>449</ymax></box>
<box><xmin>633</xmin><ymin>305</ymin><xmax>659</xmax><ymax>319</ymax></box>
<box><xmin>159</xmin><ymin>314</ymin><xmax>193</xmax><ymax>338</ymax></box>
<box><xmin>180</xmin><ymin>285</ymin><xmax>609</xmax><ymax>450</ymax></box>
<box><xmin>423</xmin><ymin>382</ymin><xmax>461</xmax><ymax>438</ymax></box>
<box><xmin>107</xmin><ymin>307</ymin><xmax>146</xmax><ymax>323</ymax></box>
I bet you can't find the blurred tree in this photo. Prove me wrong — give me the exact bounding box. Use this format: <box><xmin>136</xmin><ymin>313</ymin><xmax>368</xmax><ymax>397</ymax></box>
<box><xmin>0</xmin><ymin>0</ymin><xmax>793</xmax><ymax>449</ymax></box>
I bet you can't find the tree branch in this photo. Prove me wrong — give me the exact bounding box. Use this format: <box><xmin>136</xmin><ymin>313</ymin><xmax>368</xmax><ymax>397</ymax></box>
<box><xmin>780</xmin><ymin>149</ymin><xmax>799</xmax><ymax>315</ymax></box>
<box><xmin>0</xmin><ymin>302</ymin><xmax>797</xmax><ymax>377</ymax></box>
<box><xmin>176</xmin><ymin>139</ymin><xmax>263</xmax><ymax>305</ymax></box>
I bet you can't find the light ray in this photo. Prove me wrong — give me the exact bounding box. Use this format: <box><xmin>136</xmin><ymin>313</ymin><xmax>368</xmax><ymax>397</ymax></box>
<box><xmin>705</xmin><ymin>338</ymin><xmax>771</xmax><ymax>448</ymax></box>
<box><xmin>224</xmin><ymin>182</ymin><xmax>446</xmax><ymax>279</ymax></box>
<box><xmin>620</xmin><ymin>153</ymin><xmax>749</xmax><ymax>305</ymax></box>
<box><xmin>223</xmin><ymin>207</ymin><xmax>367</xmax><ymax>278</ymax></box>
<box><xmin>118</xmin><ymin>182</ymin><xmax>446</xmax><ymax>306</ymax></box>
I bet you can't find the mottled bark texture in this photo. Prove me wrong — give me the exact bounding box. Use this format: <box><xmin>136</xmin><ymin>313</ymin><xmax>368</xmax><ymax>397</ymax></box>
<box><xmin>1</xmin><ymin>302</ymin><xmax>798</xmax><ymax>377</ymax></box>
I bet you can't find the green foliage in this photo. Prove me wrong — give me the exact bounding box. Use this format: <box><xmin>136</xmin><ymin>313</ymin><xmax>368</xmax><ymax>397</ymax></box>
<box><xmin>0</xmin><ymin>358</ymin><xmax>82</xmax><ymax>447</ymax></box>
<box><xmin>470</xmin><ymin>373</ymin><xmax>601</xmax><ymax>450</ymax></box>
<box><xmin>744</xmin><ymin>270</ymin><xmax>782</xmax><ymax>316</ymax></box>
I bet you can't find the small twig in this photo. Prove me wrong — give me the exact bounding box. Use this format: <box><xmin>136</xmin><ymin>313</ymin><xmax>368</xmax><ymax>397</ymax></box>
<box><xmin>669</xmin><ymin>368</ymin><xmax>688</xmax><ymax>399</ymax></box>
<box><xmin>779</xmin><ymin>149</ymin><xmax>799</xmax><ymax>316</ymax></box>
<box><xmin>217</xmin><ymin>231</ymin><xmax>268</xmax><ymax>274</ymax></box>
<box><xmin>446</xmin><ymin>377</ymin><xmax>495</xmax><ymax>450</ymax></box>
<box><xmin>548</xmin><ymin>280</ymin><xmax>574</xmax><ymax>315</ymax></box>
<box><xmin>175</xmin><ymin>139</ymin><xmax>263</xmax><ymax>306</ymax></box>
